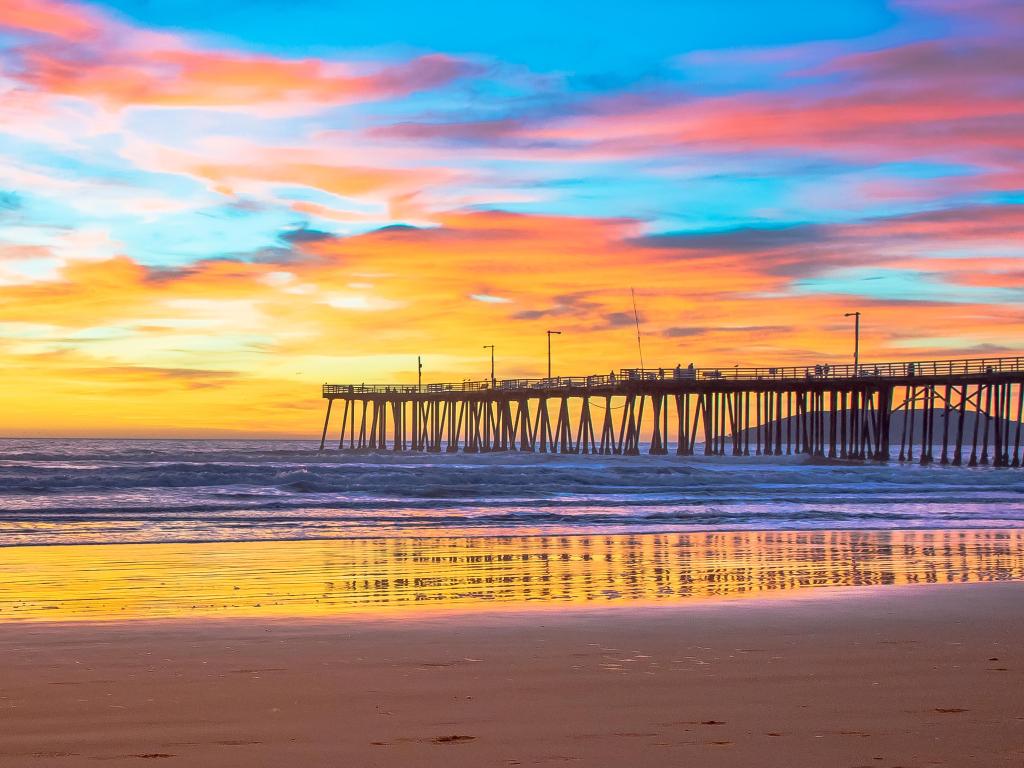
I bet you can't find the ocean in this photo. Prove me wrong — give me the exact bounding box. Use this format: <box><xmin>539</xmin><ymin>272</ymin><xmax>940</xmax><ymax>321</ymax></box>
<box><xmin>1</xmin><ymin>438</ymin><xmax>1022</xmax><ymax>547</ymax></box>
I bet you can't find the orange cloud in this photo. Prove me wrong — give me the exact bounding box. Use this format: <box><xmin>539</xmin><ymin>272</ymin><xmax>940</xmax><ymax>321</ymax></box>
<box><xmin>3</xmin><ymin>1</ymin><xmax>477</xmax><ymax>116</ymax></box>
<box><xmin>1</xmin><ymin>206</ymin><xmax>1022</xmax><ymax>436</ymax></box>
<box><xmin>23</xmin><ymin>48</ymin><xmax>476</xmax><ymax>112</ymax></box>
<box><xmin>191</xmin><ymin>157</ymin><xmax>450</xmax><ymax>199</ymax></box>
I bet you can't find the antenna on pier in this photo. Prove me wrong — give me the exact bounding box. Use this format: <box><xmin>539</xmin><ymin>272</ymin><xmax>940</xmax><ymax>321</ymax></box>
<box><xmin>631</xmin><ymin>287</ymin><xmax>645</xmax><ymax>370</ymax></box>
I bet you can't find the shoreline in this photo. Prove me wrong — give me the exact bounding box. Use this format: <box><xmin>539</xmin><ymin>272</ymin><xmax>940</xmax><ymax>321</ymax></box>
<box><xmin>4</xmin><ymin>518</ymin><xmax>1024</xmax><ymax>549</ymax></box>
<box><xmin>2</xmin><ymin>581</ymin><xmax>1021</xmax><ymax>767</ymax></box>
<box><xmin>0</xmin><ymin>577</ymin><xmax>1007</xmax><ymax>630</ymax></box>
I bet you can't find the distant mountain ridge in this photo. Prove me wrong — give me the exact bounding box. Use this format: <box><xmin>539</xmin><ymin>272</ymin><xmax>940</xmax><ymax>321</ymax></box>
<box><xmin>736</xmin><ymin>408</ymin><xmax>1021</xmax><ymax>447</ymax></box>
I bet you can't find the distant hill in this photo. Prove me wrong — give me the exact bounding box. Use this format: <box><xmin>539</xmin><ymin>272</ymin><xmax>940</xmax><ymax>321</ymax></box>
<box><xmin>736</xmin><ymin>408</ymin><xmax>1021</xmax><ymax>446</ymax></box>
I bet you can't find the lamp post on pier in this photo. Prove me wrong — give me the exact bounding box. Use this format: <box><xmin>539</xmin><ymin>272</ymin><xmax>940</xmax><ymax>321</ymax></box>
<box><xmin>844</xmin><ymin>311</ymin><xmax>861</xmax><ymax>374</ymax></box>
<box><xmin>417</xmin><ymin>356</ymin><xmax>422</xmax><ymax>392</ymax></box>
<box><xmin>546</xmin><ymin>330</ymin><xmax>561</xmax><ymax>380</ymax></box>
<box><xmin>483</xmin><ymin>344</ymin><xmax>495</xmax><ymax>388</ymax></box>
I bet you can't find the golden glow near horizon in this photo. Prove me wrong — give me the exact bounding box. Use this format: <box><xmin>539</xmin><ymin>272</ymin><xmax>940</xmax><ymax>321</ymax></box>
<box><xmin>1</xmin><ymin>529</ymin><xmax>1021</xmax><ymax>622</ymax></box>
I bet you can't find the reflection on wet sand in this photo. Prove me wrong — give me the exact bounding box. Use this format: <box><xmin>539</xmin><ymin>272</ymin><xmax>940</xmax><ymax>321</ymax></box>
<box><xmin>0</xmin><ymin>529</ymin><xmax>1021</xmax><ymax>622</ymax></box>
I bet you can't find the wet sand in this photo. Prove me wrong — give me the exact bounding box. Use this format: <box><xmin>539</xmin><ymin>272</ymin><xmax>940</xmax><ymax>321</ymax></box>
<box><xmin>2</xmin><ymin>582</ymin><xmax>1022</xmax><ymax>767</ymax></box>
<box><xmin>2</xmin><ymin>529</ymin><xmax>1022</xmax><ymax>622</ymax></box>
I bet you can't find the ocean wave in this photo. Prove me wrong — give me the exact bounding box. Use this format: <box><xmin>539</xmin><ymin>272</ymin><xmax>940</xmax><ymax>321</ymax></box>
<box><xmin>0</xmin><ymin>455</ymin><xmax>1015</xmax><ymax>494</ymax></box>
<box><xmin>0</xmin><ymin>438</ymin><xmax>1022</xmax><ymax>546</ymax></box>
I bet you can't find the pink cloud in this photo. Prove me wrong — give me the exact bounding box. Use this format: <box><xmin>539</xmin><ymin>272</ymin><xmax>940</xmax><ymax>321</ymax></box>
<box><xmin>524</xmin><ymin>83</ymin><xmax>1023</xmax><ymax>166</ymax></box>
<box><xmin>368</xmin><ymin>12</ymin><xmax>1022</xmax><ymax>178</ymax></box>
<box><xmin>22</xmin><ymin>48</ymin><xmax>477</xmax><ymax>113</ymax></box>
<box><xmin>2</xmin><ymin>2</ymin><xmax>478</xmax><ymax>115</ymax></box>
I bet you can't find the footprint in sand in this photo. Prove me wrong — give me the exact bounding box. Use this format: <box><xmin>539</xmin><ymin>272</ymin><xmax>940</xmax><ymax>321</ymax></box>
<box><xmin>431</xmin><ymin>735</ymin><xmax>476</xmax><ymax>744</ymax></box>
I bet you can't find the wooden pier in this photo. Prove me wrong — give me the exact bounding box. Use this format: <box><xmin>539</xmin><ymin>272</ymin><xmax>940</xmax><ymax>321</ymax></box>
<box><xmin>320</xmin><ymin>355</ymin><xmax>1024</xmax><ymax>466</ymax></box>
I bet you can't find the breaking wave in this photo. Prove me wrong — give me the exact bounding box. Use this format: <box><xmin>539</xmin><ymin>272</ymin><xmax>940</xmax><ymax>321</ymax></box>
<box><xmin>0</xmin><ymin>438</ymin><xmax>1022</xmax><ymax>546</ymax></box>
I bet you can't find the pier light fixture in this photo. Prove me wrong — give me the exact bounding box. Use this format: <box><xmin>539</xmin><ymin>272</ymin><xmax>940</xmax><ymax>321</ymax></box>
<box><xmin>546</xmin><ymin>330</ymin><xmax>561</xmax><ymax>379</ymax></box>
<box><xmin>844</xmin><ymin>312</ymin><xmax>861</xmax><ymax>373</ymax></box>
<box><xmin>483</xmin><ymin>345</ymin><xmax>495</xmax><ymax>387</ymax></box>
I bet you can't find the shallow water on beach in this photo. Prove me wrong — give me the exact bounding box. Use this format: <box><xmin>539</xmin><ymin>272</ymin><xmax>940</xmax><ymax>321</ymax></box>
<box><xmin>0</xmin><ymin>529</ymin><xmax>1021</xmax><ymax>622</ymax></box>
<box><xmin>1</xmin><ymin>438</ymin><xmax>1023</xmax><ymax>546</ymax></box>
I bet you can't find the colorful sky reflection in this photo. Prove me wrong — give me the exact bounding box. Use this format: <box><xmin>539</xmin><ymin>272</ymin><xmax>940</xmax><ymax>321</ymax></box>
<box><xmin>0</xmin><ymin>0</ymin><xmax>1022</xmax><ymax>435</ymax></box>
<box><xmin>2</xmin><ymin>530</ymin><xmax>1021</xmax><ymax>621</ymax></box>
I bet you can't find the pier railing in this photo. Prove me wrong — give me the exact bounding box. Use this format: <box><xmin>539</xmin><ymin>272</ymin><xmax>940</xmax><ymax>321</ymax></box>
<box><xmin>323</xmin><ymin>355</ymin><xmax>1024</xmax><ymax>396</ymax></box>
<box><xmin>319</xmin><ymin>354</ymin><xmax>1024</xmax><ymax>465</ymax></box>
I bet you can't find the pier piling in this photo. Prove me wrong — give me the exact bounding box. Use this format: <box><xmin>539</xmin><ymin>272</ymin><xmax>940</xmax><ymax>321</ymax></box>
<box><xmin>319</xmin><ymin>355</ymin><xmax>1024</xmax><ymax>465</ymax></box>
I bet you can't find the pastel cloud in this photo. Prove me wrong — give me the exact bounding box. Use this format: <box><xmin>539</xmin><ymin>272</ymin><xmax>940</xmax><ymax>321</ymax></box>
<box><xmin>2</xmin><ymin>1</ymin><xmax>478</xmax><ymax>118</ymax></box>
<box><xmin>126</xmin><ymin>139</ymin><xmax>450</xmax><ymax>199</ymax></box>
<box><xmin>0</xmin><ymin>0</ymin><xmax>102</xmax><ymax>41</ymax></box>
<box><xmin>456</xmin><ymin>50</ymin><xmax>1022</xmax><ymax>170</ymax></box>
<box><xmin>370</xmin><ymin>3</ymin><xmax>1022</xmax><ymax>182</ymax></box>
<box><xmin>21</xmin><ymin>47</ymin><xmax>477</xmax><ymax>114</ymax></box>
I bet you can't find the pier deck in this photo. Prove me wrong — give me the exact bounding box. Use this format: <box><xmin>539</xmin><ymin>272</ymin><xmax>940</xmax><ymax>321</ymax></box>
<box><xmin>320</xmin><ymin>355</ymin><xmax>1024</xmax><ymax>466</ymax></box>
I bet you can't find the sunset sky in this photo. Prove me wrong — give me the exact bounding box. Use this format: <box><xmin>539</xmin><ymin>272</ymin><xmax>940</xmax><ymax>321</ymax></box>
<box><xmin>1</xmin><ymin>0</ymin><xmax>1022</xmax><ymax>436</ymax></box>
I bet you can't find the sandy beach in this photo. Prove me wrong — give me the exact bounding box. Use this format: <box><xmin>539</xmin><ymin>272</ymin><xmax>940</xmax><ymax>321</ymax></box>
<box><xmin>1</xmin><ymin>580</ymin><xmax>1022</xmax><ymax>767</ymax></box>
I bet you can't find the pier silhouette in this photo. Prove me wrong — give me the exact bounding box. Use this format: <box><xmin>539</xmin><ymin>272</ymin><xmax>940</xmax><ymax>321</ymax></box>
<box><xmin>320</xmin><ymin>355</ymin><xmax>1024</xmax><ymax>466</ymax></box>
